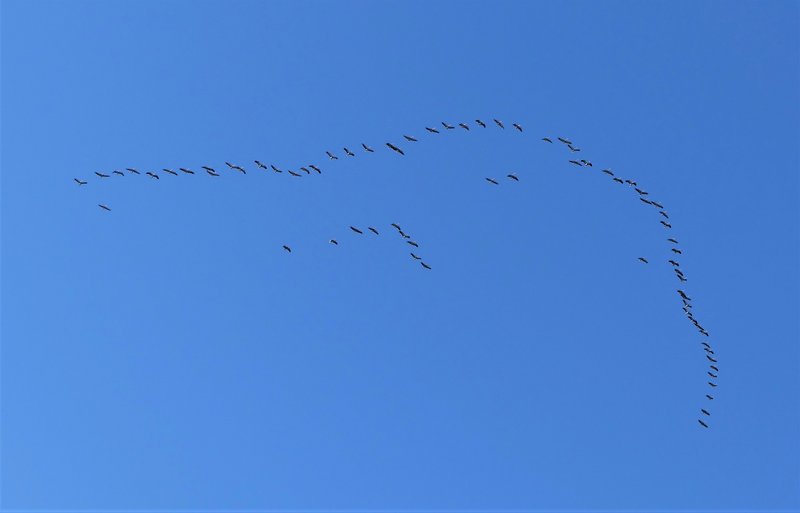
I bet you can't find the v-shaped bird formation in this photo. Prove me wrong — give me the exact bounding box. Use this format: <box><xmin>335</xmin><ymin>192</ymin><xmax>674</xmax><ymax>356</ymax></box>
<box><xmin>76</xmin><ymin>116</ymin><xmax>717</xmax><ymax>429</ymax></box>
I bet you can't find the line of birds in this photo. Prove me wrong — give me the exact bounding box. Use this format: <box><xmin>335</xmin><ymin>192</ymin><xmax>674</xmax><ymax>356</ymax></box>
<box><xmin>81</xmin><ymin>116</ymin><xmax>716</xmax><ymax>427</ymax></box>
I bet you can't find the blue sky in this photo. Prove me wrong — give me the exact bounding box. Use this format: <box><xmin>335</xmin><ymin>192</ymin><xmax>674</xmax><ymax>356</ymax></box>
<box><xmin>2</xmin><ymin>0</ymin><xmax>798</xmax><ymax>511</ymax></box>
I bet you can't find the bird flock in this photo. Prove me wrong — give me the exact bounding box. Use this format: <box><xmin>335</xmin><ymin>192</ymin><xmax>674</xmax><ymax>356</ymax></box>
<box><xmin>77</xmin><ymin>116</ymin><xmax>718</xmax><ymax>428</ymax></box>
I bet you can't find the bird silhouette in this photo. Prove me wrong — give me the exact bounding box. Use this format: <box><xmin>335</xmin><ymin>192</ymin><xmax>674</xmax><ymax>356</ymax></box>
<box><xmin>542</xmin><ymin>137</ymin><xmax>553</xmax><ymax>143</ymax></box>
<box><xmin>475</xmin><ymin>119</ymin><xmax>487</xmax><ymax>128</ymax></box>
<box><xmin>558</xmin><ymin>137</ymin><xmax>572</xmax><ymax>144</ymax></box>
<box><xmin>271</xmin><ymin>165</ymin><xmax>283</xmax><ymax>173</ymax></box>
<box><xmin>442</xmin><ymin>122</ymin><xmax>455</xmax><ymax>129</ymax></box>
<box><xmin>201</xmin><ymin>166</ymin><xmax>216</xmax><ymax>173</ymax></box>
<box><xmin>309</xmin><ymin>165</ymin><xmax>321</xmax><ymax>173</ymax></box>
<box><xmin>698</xmin><ymin>419</ymin><xmax>709</xmax><ymax>428</ymax></box>
<box><xmin>421</xmin><ymin>262</ymin><xmax>431</xmax><ymax>270</ymax></box>
<box><xmin>668</xmin><ymin>238</ymin><xmax>679</xmax><ymax>244</ymax></box>
<box><xmin>326</xmin><ymin>151</ymin><xmax>338</xmax><ymax>160</ymax></box>
<box><xmin>329</xmin><ymin>239</ymin><xmax>338</xmax><ymax>245</ymax></box>
<box><xmin>386</xmin><ymin>143</ymin><xmax>405</xmax><ymax>155</ymax></box>
<box><xmin>283</xmin><ymin>245</ymin><xmax>291</xmax><ymax>253</ymax></box>
<box><xmin>350</xmin><ymin>226</ymin><xmax>363</xmax><ymax>234</ymax></box>
<box><xmin>391</xmin><ymin>223</ymin><xmax>402</xmax><ymax>231</ymax></box>
<box><xmin>638</xmin><ymin>257</ymin><xmax>649</xmax><ymax>263</ymax></box>
<box><xmin>425</xmin><ymin>127</ymin><xmax>440</xmax><ymax>133</ymax></box>
<box><xmin>660</xmin><ymin>211</ymin><xmax>670</xmax><ymax>219</ymax></box>
<box><xmin>368</xmin><ymin>227</ymin><xmax>379</xmax><ymax>235</ymax></box>
<box><xmin>98</xmin><ymin>204</ymin><xmax>111</xmax><ymax>211</ymax></box>
<box><xmin>410</xmin><ymin>253</ymin><xmax>421</xmax><ymax>260</ymax></box>
<box><xmin>494</xmin><ymin>119</ymin><xmax>504</xmax><ymax>128</ymax></box>
<box><xmin>568</xmin><ymin>144</ymin><xmax>581</xmax><ymax>152</ymax></box>
<box><xmin>407</xmin><ymin>240</ymin><xmax>419</xmax><ymax>247</ymax></box>
<box><xmin>708</xmin><ymin>382</ymin><xmax>717</xmax><ymax>388</ymax></box>
<box><xmin>362</xmin><ymin>143</ymin><xmax>374</xmax><ymax>152</ymax></box>
<box><xmin>300</xmin><ymin>167</ymin><xmax>311</xmax><ymax>174</ymax></box>
<box><xmin>706</xmin><ymin>394</ymin><xmax>714</xmax><ymax>400</ymax></box>
<box><xmin>146</xmin><ymin>172</ymin><xmax>160</xmax><ymax>179</ymax></box>
<box><xmin>507</xmin><ymin>173</ymin><xmax>519</xmax><ymax>181</ymax></box>
<box><xmin>651</xmin><ymin>201</ymin><xmax>664</xmax><ymax>209</ymax></box>
<box><xmin>126</xmin><ymin>168</ymin><xmax>140</xmax><ymax>174</ymax></box>
<box><xmin>163</xmin><ymin>169</ymin><xmax>178</xmax><ymax>176</ymax></box>
<box><xmin>113</xmin><ymin>170</ymin><xmax>124</xmax><ymax>176</ymax></box>
<box><xmin>403</xmin><ymin>135</ymin><xmax>418</xmax><ymax>142</ymax></box>
<box><xmin>288</xmin><ymin>170</ymin><xmax>301</xmax><ymax>177</ymax></box>
<box><xmin>569</xmin><ymin>160</ymin><xmax>582</xmax><ymax>166</ymax></box>
<box><xmin>706</xmin><ymin>355</ymin><xmax>718</xmax><ymax>363</ymax></box>
<box><xmin>206</xmin><ymin>169</ymin><xmax>220</xmax><ymax>176</ymax></box>
<box><xmin>485</xmin><ymin>178</ymin><xmax>499</xmax><ymax>185</ymax></box>
<box><xmin>701</xmin><ymin>409</ymin><xmax>711</xmax><ymax>416</ymax></box>
<box><xmin>512</xmin><ymin>123</ymin><xmax>523</xmax><ymax>132</ymax></box>
<box><xmin>669</xmin><ymin>260</ymin><xmax>680</xmax><ymax>267</ymax></box>
<box><xmin>602</xmin><ymin>169</ymin><xmax>614</xmax><ymax>176</ymax></box>
<box><xmin>95</xmin><ymin>172</ymin><xmax>110</xmax><ymax>178</ymax></box>
<box><xmin>708</xmin><ymin>372</ymin><xmax>718</xmax><ymax>378</ymax></box>
<box><xmin>180</xmin><ymin>168</ymin><xmax>195</xmax><ymax>174</ymax></box>
<box><xmin>661</xmin><ymin>221</ymin><xmax>672</xmax><ymax>228</ymax></box>
<box><xmin>458</xmin><ymin>123</ymin><xmax>469</xmax><ymax>130</ymax></box>
<box><xmin>74</xmin><ymin>178</ymin><xmax>87</xmax><ymax>185</ymax></box>
<box><xmin>255</xmin><ymin>160</ymin><xmax>268</xmax><ymax>169</ymax></box>
<box><xmin>671</xmin><ymin>248</ymin><xmax>682</xmax><ymax>254</ymax></box>
<box><xmin>344</xmin><ymin>148</ymin><xmax>355</xmax><ymax>156</ymax></box>
<box><xmin>613</xmin><ymin>177</ymin><xmax>624</xmax><ymax>183</ymax></box>
<box><xmin>710</xmin><ymin>365</ymin><xmax>719</xmax><ymax>372</ymax></box>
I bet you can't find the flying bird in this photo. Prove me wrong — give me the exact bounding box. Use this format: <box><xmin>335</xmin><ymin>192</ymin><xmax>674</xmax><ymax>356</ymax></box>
<box><xmin>344</xmin><ymin>148</ymin><xmax>355</xmax><ymax>156</ymax></box>
<box><xmin>350</xmin><ymin>226</ymin><xmax>363</xmax><ymax>234</ymax></box>
<box><xmin>201</xmin><ymin>166</ymin><xmax>216</xmax><ymax>173</ymax></box>
<box><xmin>661</xmin><ymin>221</ymin><xmax>672</xmax><ymax>228</ymax></box>
<box><xmin>403</xmin><ymin>135</ymin><xmax>418</xmax><ymax>142</ymax></box>
<box><xmin>225</xmin><ymin>162</ymin><xmax>246</xmax><ymax>173</ymax></box>
<box><xmin>271</xmin><ymin>165</ymin><xmax>283</xmax><ymax>173</ymax></box>
<box><xmin>602</xmin><ymin>169</ymin><xmax>614</xmax><ymax>176</ymax></box>
<box><xmin>407</xmin><ymin>240</ymin><xmax>419</xmax><ymax>247</ymax></box>
<box><xmin>485</xmin><ymin>177</ymin><xmax>499</xmax><ymax>185</ymax></box>
<box><xmin>163</xmin><ymin>168</ymin><xmax>178</xmax><ymax>176</ymax></box>
<box><xmin>146</xmin><ymin>172</ymin><xmax>160</xmax><ymax>179</ymax></box>
<box><xmin>126</xmin><ymin>168</ymin><xmax>140</xmax><ymax>174</ymax></box>
<box><xmin>698</xmin><ymin>419</ymin><xmax>709</xmax><ymax>428</ymax></box>
<box><xmin>362</xmin><ymin>143</ymin><xmax>374</xmax><ymax>152</ymax></box>
<box><xmin>391</xmin><ymin>223</ymin><xmax>402</xmax><ymax>231</ymax></box>
<box><xmin>98</xmin><ymin>204</ymin><xmax>111</xmax><ymax>211</ymax></box>
<box><xmin>557</xmin><ymin>137</ymin><xmax>572</xmax><ymax>144</ymax></box>
<box><xmin>386</xmin><ymin>143</ymin><xmax>405</xmax><ymax>155</ymax></box>
<box><xmin>706</xmin><ymin>355</ymin><xmax>717</xmax><ymax>363</ymax></box>
<box><xmin>368</xmin><ymin>227</ymin><xmax>379</xmax><ymax>235</ymax></box>
<box><xmin>283</xmin><ymin>245</ymin><xmax>291</xmax><ymax>253</ymax></box>
<box><xmin>459</xmin><ymin>123</ymin><xmax>469</xmax><ymax>130</ymax></box>
<box><xmin>255</xmin><ymin>160</ymin><xmax>268</xmax><ymax>169</ymax></box>
<box><xmin>113</xmin><ymin>170</ymin><xmax>124</xmax><ymax>176</ymax></box>
<box><xmin>668</xmin><ymin>260</ymin><xmax>680</xmax><ymax>267</ymax></box>
<box><xmin>74</xmin><ymin>178</ymin><xmax>87</xmax><ymax>185</ymax></box>
<box><xmin>309</xmin><ymin>165</ymin><xmax>321</xmax><ymax>173</ymax></box>
<box><xmin>494</xmin><ymin>119</ymin><xmax>504</xmax><ymax>128</ymax></box>
<box><xmin>288</xmin><ymin>170</ymin><xmax>302</xmax><ymax>177</ymax></box>
<box><xmin>671</xmin><ymin>248</ymin><xmax>682</xmax><ymax>254</ymax></box>
<box><xmin>512</xmin><ymin>123</ymin><xmax>523</xmax><ymax>132</ymax></box>
<box><xmin>701</xmin><ymin>409</ymin><xmax>711</xmax><ymax>416</ymax></box>
<box><xmin>507</xmin><ymin>173</ymin><xmax>519</xmax><ymax>181</ymax></box>
<box><xmin>668</xmin><ymin>238</ymin><xmax>679</xmax><ymax>244</ymax></box>
<box><xmin>329</xmin><ymin>239</ymin><xmax>338</xmax><ymax>245</ymax></box>
<box><xmin>95</xmin><ymin>172</ymin><xmax>110</xmax><ymax>178</ymax></box>
<box><xmin>651</xmin><ymin>201</ymin><xmax>664</xmax><ymax>209</ymax></box>
<box><xmin>425</xmin><ymin>127</ymin><xmax>440</xmax><ymax>133</ymax></box>
<box><xmin>708</xmin><ymin>382</ymin><xmax>717</xmax><ymax>388</ymax></box>
<box><xmin>710</xmin><ymin>365</ymin><xmax>719</xmax><ymax>372</ymax></box>
<box><xmin>475</xmin><ymin>119</ymin><xmax>487</xmax><ymax>128</ymax></box>
<box><xmin>638</xmin><ymin>257</ymin><xmax>649</xmax><ymax>263</ymax></box>
<box><xmin>180</xmin><ymin>168</ymin><xmax>195</xmax><ymax>174</ymax></box>
<box><xmin>542</xmin><ymin>137</ymin><xmax>553</xmax><ymax>143</ymax></box>
<box><xmin>410</xmin><ymin>253</ymin><xmax>421</xmax><ymax>260</ymax></box>
<box><xmin>706</xmin><ymin>394</ymin><xmax>714</xmax><ymax>400</ymax></box>
<box><xmin>579</xmin><ymin>159</ymin><xmax>593</xmax><ymax>167</ymax></box>
<box><xmin>613</xmin><ymin>177</ymin><xmax>624</xmax><ymax>183</ymax></box>
<box><xmin>300</xmin><ymin>167</ymin><xmax>311</xmax><ymax>174</ymax></box>
<box><xmin>660</xmin><ymin>211</ymin><xmax>670</xmax><ymax>219</ymax></box>
<box><xmin>326</xmin><ymin>151</ymin><xmax>339</xmax><ymax>160</ymax></box>
<box><xmin>708</xmin><ymin>372</ymin><xmax>718</xmax><ymax>378</ymax></box>
<box><xmin>569</xmin><ymin>160</ymin><xmax>582</xmax><ymax>166</ymax></box>
<box><xmin>421</xmin><ymin>262</ymin><xmax>431</xmax><ymax>270</ymax></box>
<box><xmin>206</xmin><ymin>169</ymin><xmax>220</xmax><ymax>176</ymax></box>
<box><xmin>442</xmin><ymin>122</ymin><xmax>455</xmax><ymax>129</ymax></box>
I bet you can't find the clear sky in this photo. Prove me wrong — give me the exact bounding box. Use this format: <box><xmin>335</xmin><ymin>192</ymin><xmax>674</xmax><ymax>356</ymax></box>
<box><xmin>2</xmin><ymin>0</ymin><xmax>799</xmax><ymax>511</ymax></box>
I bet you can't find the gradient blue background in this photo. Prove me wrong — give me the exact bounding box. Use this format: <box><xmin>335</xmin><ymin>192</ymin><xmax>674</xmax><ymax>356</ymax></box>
<box><xmin>2</xmin><ymin>0</ymin><xmax>799</xmax><ymax>511</ymax></box>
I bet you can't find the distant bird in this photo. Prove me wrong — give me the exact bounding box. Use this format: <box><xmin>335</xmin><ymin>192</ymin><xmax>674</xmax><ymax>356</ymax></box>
<box><xmin>708</xmin><ymin>372</ymin><xmax>718</xmax><ymax>378</ymax></box>
<box><xmin>386</xmin><ymin>142</ymin><xmax>405</xmax><ymax>155</ymax></box>
<box><xmin>635</xmin><ymin>188</ymin><xmax>648</xmax><ymax>195</ymax></box>
<box><xmin>567</xmin><ymin>144</ymin><xmax>581</xmax><ymax>152</ymax></box>
<box><xmin>288</xmin><ymin>170</ymin><xmax>301</xmax><ymax>177</ymax></box>
<box><xmin>326</xmin><ymin>151</ymin><xmax>338</xmax><ymax>160</ymax></box>
<box><xmin>146</xmin><ymin>172</ymin><xmax>160</xmax><ymax>179</ymax></box>
<box><xmin>344</xmin><ymin>147</ymin><xmax>355</xmax><ymax>156</ymax></box>
<box><xmin>678</xmin><ymin>290</ymin><xmax>691</xmax><ymax>300</ymax></box>
<box><xmin>579</xmin><ymin>159</ymin><xmax>593</xmax><ymax>167</ymax></box>
<box><xmin>309</xmin><ymin>164</ymin><xmax>321</xmax><ymax>173</ymax></box>
<box><xmin>706</xmin><ymin>355</ymin><xmax>717</xmax><ymax>363</ymax></box>
<box><xmin>668</xmin><ymin>238</ymin><xmax>679</xmax><ymax>244</ymax></box>
<box><xmin>255</xmin><ymin>160</ymin><xmax>268</xmax><ymax>169</ymax></box>
<box><xmin>350</xmin><ymin>226</ymin><xmax>363</xmax><ymax>234</ymax></box>
<box><xmin>74</xmin><ymin>178</ymin><xmax>87</xmax><ymax>185</ymax></box>
<box><xmin>362</xmin><ymin>143</ymin><xmax>374</xmax><ymax>152</ymax></box>
<box><xmin>201</xmin><ymin>166</ymin><xmax>216</xmax><ymax>173</ymax></box>
<box><xmin>542</xmin><ymin>137</ymin><xmax>553</xmax><ymax>143</ymax></box>
<box><xmin>300</xmin><ymin>167</ymin><xmax>311</xmax><ymax>174</ymax></box>
<box><xmin>458</xmin><ymin>123</ymin><xmax>469</xmax><ymax>130</ymax></box>
<box><xmin>410</xmin><ymin>252</ymin><xmax>421</xmax><ymax>260</ymax></box>
<box><xmin>442</xmin><ymin>122</ymin><xmax>455</xmax><ymax>129</ymax></box>
<box><xmin>391</xmin><ymin>223</ymin><xmax>402</xmax><ymax>231</ymax></box>
<box><xmin>701</xmin><ymin>342</ymin><xmax>711</xmax><ymax>348</ymax></box>
<box><xmin>706</xmin><ymin>394</ymin><xmax>714</xmax><ymax>400</ymax></box>
<box><xmin>613</xmin><ymin>177</ymin><xmax>624</xmax><ymax>183</ymax></box>
<box><xmin>668</xmin><ymin>260</ymin><xmax>680</xmax><ymax>267</ymax></box>
<box><xmin>475</xmin><ymin>119</ymin><xmax>487</xmax><ymax>128</ymax></box>
<box><xmin>651</xmin><ymin>201</ymin><xmax>664</xmax><ymax>209</ymax></box>
<box><xmin>98</xmin><ymin>204</ymin><xmax>111</xmax><ymax>211</ymax></box>
<box><xmin>225</xmin><ymin>162</ymin><xmax>246</xmax><ymax>173</ymax></box>
<box><xmin>368</xmin><ymin>227</ymin><xmax>379</xmax><ymax>235</ymax></box>
<box><xmin>512</xmin><ymin>123</ymin><xmax>523</xmax><ymax>132</ymax></box>
<box><xmin>163</xmin><ymin>168</ymin><xmax>178</xmax><ymax>176</ymax></box>
<box><xmin>113</xmin><ymin>170</ymin><xmax>124</xmax><ymax>176</ymax></box>
<box><xmin>661</xmin><ymin>221</ymin><xmax>672</xmax><ymax>228</ymax></box>
<box><xmin>659</xmin><ymin>211</ymin><xmax>670</xmax><ymax>219</ymax></box>
<box><xmin>421</xmin><ymin>262</ymin><xmax>431</xmax><ymax>270</ymax></box>
<box><xmin>180</xmin><ymin>168</ymin><xmax>195</xmax><ymax>174</ymax></box>
<box><xmin>283</xmin><ymin>245</ymin><xmax>291</xmax><ymax>253</ymax></box>
<box><xmin>485</xmin><ymin>178</ymin><xmax>499</xmax><ymax>185</ymax></box>
<box><xmin>558</xmin><ymin>137</ymin><xmax>573</xmax><ymax>145</ymax></box>
<box><xmin>126</xmin><ymin>168</ymin><xmax>140</xmax><ymax>174</ymax></box>
<box><xmin>494</xmin><ymin>118</ymin><xmax>504</xmax><ymax>128</ymax></box>
<box><xmin>671</xmin><ymin>248</ymin><xmax>683</xmax><ymax>254</ymax></box>
<box><xmin>638</xmin><ymin>257</ymin><xmax>649</xmax><ymax>263</ymax></box>
<box><xmin>701</xmin><ymin>409</ymin><xmax>711</xmax><ymax>416</ymax></box>
<box><xmin>95</xmin><ymin>172</ymin><xmax>110</xmax><ymax>178</ymax></box>
<box><xmin>206</xmin><ymin>169</ymin><xmax>220</xmax><ymax>176</ymax></box>
<box><xmin>708</xmin><ymin>382</ymin><xmax>717</xmax><ymax>388</ymax></box>
<box><xmin>602</xmin><ymin>169</ymin><xmax>614</xmax><ymax>176</ymax></box>
<box><xmin>569</xmin><ymin>160</ymin><xmax>582</xmax><ymax>166</ymax></box>
<box><xmin>698</xmin><ymin>419</ymin><xmax>709</xmax><ymax>428</ymax></box>
<box><xmin>407</xmin><ymin>240</ymin><xmax>419</xmax><ymax>247</ymax></box>
<box><xmin>403</xmin><ymin>135</ymin><xmax>418</xmax><ymax>142</ymax></box>
<box><xmin>640</xmin><ymin>198</ymin><xmax>653</xmax><ymax>205</ymax></box>
<box><xmin>425</xmin><ymin>127</ymin><xmax>440</xmax><ymax>133</ymax></box>
<box><xmin>507</xmin><ymin>173</ymin><xmax>519</xmax><ymax>181</ymax></box>
<box><xmin>271</xmin><ymin>165</ymin><xmax>283</xmax><ymax>173</ymax></box>
<box><xmin>710</xmin><ymin>365</ymin><xmax>719</xmax><ymax>372</ymax></box>
<box><xmin>329</xmin><ymin>239</ymin><xmax>338</xmax><ymax>245</ymax></box>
